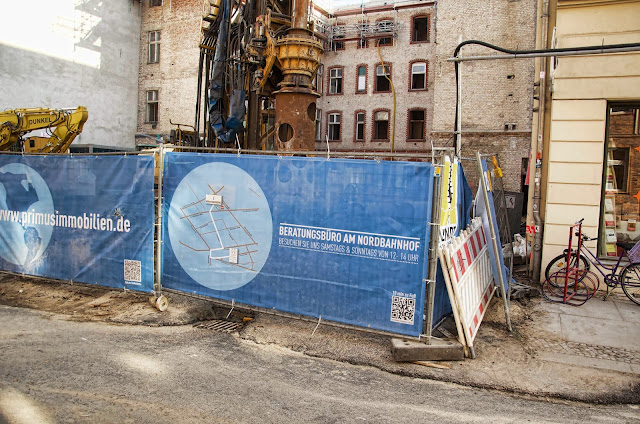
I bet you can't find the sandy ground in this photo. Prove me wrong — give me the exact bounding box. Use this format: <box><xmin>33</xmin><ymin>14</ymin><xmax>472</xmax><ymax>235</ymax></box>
<box><xmin>0</xmin><ymin>272</ymin><xmax>638</xmax><ymax>404</ymax></box>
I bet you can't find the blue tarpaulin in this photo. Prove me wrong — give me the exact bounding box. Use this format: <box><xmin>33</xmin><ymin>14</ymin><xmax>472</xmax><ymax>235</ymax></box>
<box><xmin>0</xmin><ymin>155</ymin><xmax>155</xmax><ymax>292</ymax></box>
<box><xmin>161</xmin><ymin>153</ymin><xmax>435</xmax><ymax>336</ymax></box>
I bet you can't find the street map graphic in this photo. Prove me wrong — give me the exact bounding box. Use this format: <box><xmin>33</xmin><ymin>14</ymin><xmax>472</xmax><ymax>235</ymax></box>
<box><xmin>167</xmin><ymin>162</ymin><xmax>272</xmax><ymax>291</ymax></box>
<box><xmin>0</xmin><ymin>163</ymin><xmax>54</xmax><ymax>267</ymax></box>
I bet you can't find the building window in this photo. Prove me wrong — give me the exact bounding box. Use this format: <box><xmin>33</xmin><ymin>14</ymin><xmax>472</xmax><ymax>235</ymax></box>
<box><xmin>329</xmin><ymin>67</ymin><xmax>343</xmax><ymax>95</ymax></box>
<box><xmin>332</xmin><ymin>26</ymin><xmax>345</xmax><ymax>51</ymax></box>
<box><xmin>356</xmin><ymin>65</ymin><xmax>367</xmax><ymax>93</ymax></box>
<box><xmin>374</xmin><ymin>64</ymin><xmax>391</xmax><ymax>93</ymax></box>
<box><xmin>314</xmin><ymin>65</ymin><xmax>323</xmax><ymax>93</ymax></box>
<box><xmin>315</xmin><ymin>109</ymin><xmax>322</xmax><ymax>141</ymax></box>
<box><xmin>599</xmin><ymin>103</ymin><xmax>640</xmax><ymax>258</ymax></box>
<box><xmin>148</xmin><ymin>31</ymin><xmax>161</xmax><ymax>63</ymax></box>
<box><xmin>410</xmin><ymin>62</ymin><xmax>427</xmax><ymax>91</ymax></box>
<box><xmin>376</xmin><ymin>20</ymin><xmax>394</xmax><ymax>46</ymax></box>
<box><xmin>150</xmin><ymin>0</ymin><xmax>162</xmax><ymax>6</ymax></box>
<box><xmin>328</xmin><ymin>112</ymin><xmax>341</xmax><ymax>141</ymax></box>
<box><xmin>408</xmin><ymin>109</ymin><xmax>425</xmax><ymax>140</ymax></box>
<box><xmin>355</xmin><ymin>111</ymin><xmax>365</xmax><ymax>141</ymax></box>
<box><xmin>373</xmin><ymin>110</ymin><xmax>389</xmax><ymax>141</ymax></box>
<box><xmin>412</xmin><ymin>16</ymin><xmax>430</xmax><ymax>43</ymax></box>
<box><xmin>357</xmin><ymin>38</ymin><xmax>367</xmax><ymax>49</ymax></box>
<box><xmin>146</xmin><ymin>90</ymin><xmax>159</xmax><ymax>123</ymax></box>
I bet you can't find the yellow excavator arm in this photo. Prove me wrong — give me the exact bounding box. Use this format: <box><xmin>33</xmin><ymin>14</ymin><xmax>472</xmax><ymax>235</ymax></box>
<box><xmin>0</xmin><ymin>106</ymin><xmax>88</xmax><ymax>153</ymax></box>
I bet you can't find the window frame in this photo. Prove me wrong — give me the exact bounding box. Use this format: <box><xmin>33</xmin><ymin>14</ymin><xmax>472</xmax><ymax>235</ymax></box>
<box><xmin>327</xmin><ymin>66</ymin><xmax>344</xmax><ymax>96</ymax></box>
<box><xmin>148</xmin><ymin>30</ymin><xmax>161</xmax><ymax>64</ymax></box>
<box><xmin>411</xmin><ymin>15</ymin><xmax>430</xmax><ymax>43</ymax></box>
<box><xmin>407</xmin><ymin>108</ymin><xmax>426</xmax><ymax>141</ymax></box>
<box><xmin>372</xmin><ymin>109</ymin><xmax>390</xmax><ymax>142</ymax></box>
<box><xmin>354</xmin><ymin>110</ymin><xmax>366</xmax><ymax>142</ymax></box>
<box><xmin>315</xmin><ymin>108</ymin><xmax>322</xmax><ymax>141</ymax></box>
<box><xmin>145</xmin><ymin>90</ymin><xmax>159</xmax><ymax>124</ymax></box>
<box><xmin>374</xmin><ymin>63</ymin><xmax>392</xmax><ymax>93</ymax></box>
<box><xmin>327</xmin><ymin>111</ymin><xmax>342</xmax><ymax>142</ymax></box>
<box><xmin>598</xmin><ymin>102</ymin><xmax>640</xmax><ymax>259</ymax></box>
<box><xmin>355</xmin><ymin>64</ymin><xmax>367</xmax><ymax>94</ymax></box>
<box><xmin>314</xmin><ymin>64</ymin><xmax>324</xmax><ymax>94</ymax></box>
<box><xmin>409</xmin><ymin>60</ymin><xmax>428</xmax><ymax>91</ymax></box>
<box><xmin>375</xmin><ymin>18</ymin><xmax>394</xmax><ymax>46</ymax></box>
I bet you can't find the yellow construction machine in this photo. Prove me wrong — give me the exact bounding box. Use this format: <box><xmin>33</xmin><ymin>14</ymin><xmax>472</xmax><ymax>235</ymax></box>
<box><xmin>0</xmin><ymin>106</ymin><xmax>88</xmax><ymax>153</ymax></box>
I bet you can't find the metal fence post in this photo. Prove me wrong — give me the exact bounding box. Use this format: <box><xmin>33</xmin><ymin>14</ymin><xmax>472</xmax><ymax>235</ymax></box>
<box><xmin>423</xmin><ymin>159</ymin><xmax>443</xmax><ymax>342</ymax></box>
<box><xmin>155</xmin><ymin>145</ymin><xmax>164</xmax><ymax>295</ymax></box>
<box><xmin>476</xmin><ymin>151</ymin><xmax>512</xmax><ymax>332</ymax></box>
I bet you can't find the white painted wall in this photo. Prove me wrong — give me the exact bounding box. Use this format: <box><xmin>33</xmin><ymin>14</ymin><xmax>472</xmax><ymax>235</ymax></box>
<box><xmin>0</xmin><ymin>0</ymin><xmax>141</xmax><ymax>149</ymax></box>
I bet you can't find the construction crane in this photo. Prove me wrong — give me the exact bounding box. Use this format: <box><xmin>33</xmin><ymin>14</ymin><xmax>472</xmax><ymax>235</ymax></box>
<box><xmin>0</xmin><ymin>106</ymin><xmax>89</xmax><ymax>153</ymax></box>
<box><xmin>195</xmin><ymin>0</ymin><xmax>323</xmax><ymax>152</ymax></box>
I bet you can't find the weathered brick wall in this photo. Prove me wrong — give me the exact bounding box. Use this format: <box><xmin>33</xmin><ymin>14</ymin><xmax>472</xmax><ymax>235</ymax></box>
<box><xmin>432</xmin><ymin>0</ymin><xmax>537</xmax><ymax>133</ymax></box>
<box><xmin>137</xmin><ymin>0</ymin><xmax>202</xmax><ymax>139</ymax></box>
<box><xmin>430</xmin><ymin>0</ymin><xmax>537</xmax><ymax>193</ymax></box>
<box><xmin>433</xmin><ymin>132</ymin><xmax>530</xmax><ymax>194</ymax></box>
<box><xmin>314</xmin><ymin>4</ymin><xmax>435</xmax><ymax>153</ymax></box>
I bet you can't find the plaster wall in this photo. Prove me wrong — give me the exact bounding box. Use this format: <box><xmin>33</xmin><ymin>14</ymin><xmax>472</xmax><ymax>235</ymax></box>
<box><xmin>541</xmin><ymin>0</ymin><xmax>640</xmax><ymax>277</ymax></box>
<box><xmin>0</xmin><ymin>0</ymin><xmax>141</xmax><ymax>149</ymax></box>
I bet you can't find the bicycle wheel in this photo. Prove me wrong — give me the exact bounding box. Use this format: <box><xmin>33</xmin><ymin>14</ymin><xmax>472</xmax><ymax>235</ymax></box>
<box><xmin>545</xmin><ymin>253</ymin><xmax>590</xmax><ymax>282</ymax></box>
<box><xmin>621</xmin><ymin>263</ymin><xmax>640</xmax><ymax>306</ymax></box>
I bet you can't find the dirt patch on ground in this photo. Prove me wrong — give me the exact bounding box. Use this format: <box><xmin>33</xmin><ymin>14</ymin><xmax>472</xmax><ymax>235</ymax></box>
<box><xmin>0</xmin><ymin>273</ymin><xmax>221</xmax><ymax>326</ymax></box>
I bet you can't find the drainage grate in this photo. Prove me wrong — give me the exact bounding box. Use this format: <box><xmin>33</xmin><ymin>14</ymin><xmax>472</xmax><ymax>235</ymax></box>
<box><xmin>194</xmin><ymin>320</ymin><xmax>244</xmax><ymax>333</ymax></box>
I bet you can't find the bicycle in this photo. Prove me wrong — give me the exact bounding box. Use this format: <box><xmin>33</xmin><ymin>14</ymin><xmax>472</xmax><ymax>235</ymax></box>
<box><xmin>543</xmin><ymin>218</ymin><xmax>640</xmax><ymax>306</ymax></box>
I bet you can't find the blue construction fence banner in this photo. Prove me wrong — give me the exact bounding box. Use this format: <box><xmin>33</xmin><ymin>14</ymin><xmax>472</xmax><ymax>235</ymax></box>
<box><xmin>161</xmin><ymin>153</ymin><xmax>435</xmax><ymax>337</ymax></box>
<box><xmin>0</xmin><ymin>154</ymin><xmax>155</xmax><ymax>292</ymax></box>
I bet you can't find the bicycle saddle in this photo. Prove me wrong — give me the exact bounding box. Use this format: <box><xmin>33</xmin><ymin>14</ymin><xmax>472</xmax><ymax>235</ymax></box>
<box><xmin>616</xmin><ymin>241</ymin><xmax>635</xmax><ymax>251</ymax></box>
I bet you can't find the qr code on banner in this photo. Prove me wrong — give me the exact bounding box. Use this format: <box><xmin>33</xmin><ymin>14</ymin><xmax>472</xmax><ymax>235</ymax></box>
<box><xmin>124</xmin><ymin>260</ymin><xmax>142</xmax><ymax>283</ymax></box>
<box><xmin>390</xmin><ymin>295</ymin><xmax>415</xmax><ymax>325</ymax></box>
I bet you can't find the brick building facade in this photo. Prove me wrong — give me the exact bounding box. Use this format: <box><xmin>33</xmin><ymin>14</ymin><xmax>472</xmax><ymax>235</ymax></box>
<box><xmin>136</xmin><ymin>0</ymin><xmax>537</xmax><ymax>194</ymax></box>
<box><xmin>313</xmin><ymin>2</ymin><xmax>436</xmax><ymax>154</ymax></box>
<box><xmin>137</xmin><ymin>0</ymin><xmax>202</xmax><ymax>144</ymax></box>
<box><xmin>432</xmin><ymin>0</ymin><xmax>537</xmax><ymax>193</ymax></box>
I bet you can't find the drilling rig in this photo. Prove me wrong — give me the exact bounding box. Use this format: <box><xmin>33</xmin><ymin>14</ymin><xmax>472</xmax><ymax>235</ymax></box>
<box><xmin>196</xmin><ymin>0</ymin><xmax>323</xmax><ymax>152</ymax></box>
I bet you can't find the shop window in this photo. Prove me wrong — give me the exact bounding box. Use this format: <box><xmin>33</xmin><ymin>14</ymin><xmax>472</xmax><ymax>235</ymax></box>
<box><xmin>329</xmin><ymin>67</ymin><xmax>343</xmax><ymax>95</ymax></box>
<box><xmin>355</xmin><ymin>111</ymin><xmax>365</xmax><ymax>141</ymax></box>
<box><xmin>412</xmin><ymin>16</ymin><xmax>429</xmax><ymax>42</ymax></box>
<box><xmin>410</xmin><ymin>62</ymin><xmax>427</xmax><ymax>90</ymax></box>
<box><xmin>146</xmin><ymin>90</ymin><xmax>158</xmax><ymax>123</ymax></box>
<box><xmin>328</xmin><ymin>112</ymin><xmax>341</xmax><ymax>141</ymax></box>
<box><xmin>148</xmin><ymin>31</ymin><xmax>161</xmax><ymax>63</ymax></box>
<box><xmin>356</xmin><ymin>66</ymin><xmax>366</xmax><ymax>93</ymax></box>
<box><xmin>599</xmin><ymin>104</ymin><xmax>640</xmax><ymax>258</ymax></box>
<box><xmin>373</xmin><ymin>110</ymin><xmax>389</xmax><ymax>141</ymax></box>
<box><xmin>375</xmin><ymin>64</ymin><xmax>391</xmax><ymax>93</ymax></box>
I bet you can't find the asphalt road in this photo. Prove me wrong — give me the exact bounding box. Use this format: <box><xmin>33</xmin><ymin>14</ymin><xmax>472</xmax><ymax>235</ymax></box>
<box><xmin>0</xmin><ymin>305</ymin><xmax>638</xmax><ymax>424</ymax></box>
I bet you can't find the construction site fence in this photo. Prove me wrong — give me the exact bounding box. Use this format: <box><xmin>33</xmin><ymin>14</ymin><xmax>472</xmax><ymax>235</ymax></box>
<box><xmin>0</xmin><ymin>148</ymin><xmax>477</xmax><ymax>339</ymax></box>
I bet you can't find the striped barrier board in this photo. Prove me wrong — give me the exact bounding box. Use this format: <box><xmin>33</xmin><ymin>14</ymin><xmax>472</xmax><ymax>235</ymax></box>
<box><xmin>440</xmin><ymin>217</ymin><xmax>496</xmax><ymax>356</ymax></box>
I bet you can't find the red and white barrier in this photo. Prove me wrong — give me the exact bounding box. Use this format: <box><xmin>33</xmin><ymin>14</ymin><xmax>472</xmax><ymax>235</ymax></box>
<box><xmin>439</xmin><ymin>217</ymin><xmax>496</xmax><ymax>358</ymax></box>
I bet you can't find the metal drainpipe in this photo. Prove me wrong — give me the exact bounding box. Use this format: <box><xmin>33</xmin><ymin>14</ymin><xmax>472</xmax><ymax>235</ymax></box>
<box><xmin>531</xmin><ymin>0</ymin><xmax>550</xmax><ymax>283</ymax></box>
<box><xmin>433</xmin><ymin>0</ymin><xmax>437</xmax><ymax>44</ymax></box>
